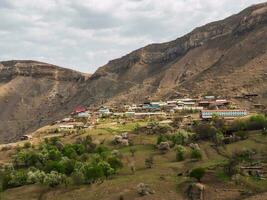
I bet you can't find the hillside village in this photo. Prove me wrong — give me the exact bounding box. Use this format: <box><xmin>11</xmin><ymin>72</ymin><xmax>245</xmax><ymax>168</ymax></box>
<box><xmin>0</xmin><ymin>1</ymin><xmax>267</xmax><ymax>200</ymax></box>
<box><xmin>50</xmin><ymin>95</ymin><xmax>256</xmax><ymax>133</ymax></box>
<box><xmin>1</xmin><ymin>93</ymin><xmax>267</xmax><ymax>200</ymax></box>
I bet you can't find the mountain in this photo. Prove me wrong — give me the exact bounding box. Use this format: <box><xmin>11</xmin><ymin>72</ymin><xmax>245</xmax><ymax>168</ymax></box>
<box><xmin>1</xmin><ymin>2</ymin><xmax>267</xmax><ymax>143</ymax></box>
<box><xmin>84</xmin><ymin>2</ymin><xmax>267</xmax><ymax>106</ymax></box>
<box><xmin>0</xmin><ymin>60</ymin><xmax>89</xmax><ymax>143</ymax></box>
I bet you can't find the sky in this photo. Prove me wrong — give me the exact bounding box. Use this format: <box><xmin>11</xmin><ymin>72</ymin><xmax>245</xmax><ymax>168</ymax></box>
<box><xmin>0</xmin><ymin>0</ymin><xmax>266</xmax><ymax>73</ymax></box>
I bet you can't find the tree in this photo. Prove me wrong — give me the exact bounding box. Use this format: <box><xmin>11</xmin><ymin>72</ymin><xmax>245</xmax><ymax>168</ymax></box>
<box><xmin>189</xmin><ymin>168</ymin><xmax>205</xmax><ymax>182</ymax></box>
<box><xmin>97</xmin><ymin>161</ymin><xmax>115</xmax><ymax>178</ymax></box>
<box><xmin>193</xmin><ymin>123</ymin><xmax>217</xmax><ymax>141</ymax></box>
<box><xmin>82</xmin><ymin>163</ymin><xmax>104</xmax><ymax>184</ymax></box>
<box><xmin>107</xmin><ymin>156</ymin><xmax>123</xmax><ymax>171</ymax></box>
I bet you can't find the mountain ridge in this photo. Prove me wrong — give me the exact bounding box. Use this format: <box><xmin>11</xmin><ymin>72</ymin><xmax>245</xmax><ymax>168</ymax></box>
<box><xmin>0</xmin><ymin>2</ymin><xmax>267</xmax><ymax>142</ymax></box>
<box><xmin>84</xmin><ymin>2</ymin><xmax>267</xmax><ymax>104</ymax></box>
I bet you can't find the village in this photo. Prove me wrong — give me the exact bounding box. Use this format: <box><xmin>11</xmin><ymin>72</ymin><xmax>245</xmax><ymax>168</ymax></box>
<box><xmin>0</xmin><ymin>93</ymin><xmax>266</xmax><ymax>200</ymax></box>
<box><xmin>50</xmin><ymin>95</ymin><xmax>252</xmax><ymax>133</ymax></box>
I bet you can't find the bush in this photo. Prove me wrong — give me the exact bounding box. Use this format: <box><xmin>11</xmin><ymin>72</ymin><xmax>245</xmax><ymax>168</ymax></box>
<box><xmin>189</xmin><ymin>168</ymin><xmax>205</xmax><ymax>182</ymax></box>
<box><xmin>235</xmin><ymin>131</ymin><xmax>248</xmax><ymax>140</ymax></box>
<box><xmin>156</xmin><ymin>134</ymin><xmax>168</xmax><ymax>145</ymax></box>
<box><xmin>23</xmin><ymin>142</ymin><xmax>31</xmax><ymax>149</ymax></box>
<box><xmin>214</xmin><ymin>131</ymin><xmax>224</xmax><ymax>145</ymax></box>
<box><xmin>170</xmin><ymin>132</ymin><xmax>186</xmax><ymax>146</ymax></box>
<box><xmin>175</xmin><ymin>145</ymin><xmax>186</xmax><ymax>161</ymax></box>
<box><xmin>97</xmin><ymin>161</ymin><xmax>115</xmax><ymax>178</ymax></box>
<box><xmin>107</xmin><ymin>156</ymin><xmax>123</xmax><ymax>171</ymax></box>
<box><xmin>82</xmin><ymin>163</ymin><xmax>104</xmax><ymax>183</ymax></box>
<box><xmin>62</xmin><ymin>145</ymin><xmax>78</xmax><ymax>159</ymax></box>
<box><xmin>193</xmin><ymin>123</ymin><xmax>217</xmax><ymax>141</ymax></box>
<box><xmin>190</xmin><ymin>149</ymin><xmax>202</xmax><ymax>160</ymax></box>
<box><xmin>247</xmin><ymin>115</ymin><xmax>267</xmax><ymax>130</ymax></box>
<box><xmin>145</xmin><ymin>155</ymin><xmax>154</xmax><ymax>168</ymax></box>
<box><xmin>43</xmin><ymin>171</ymin><xmax>67</xmax><ymax>187</ymax></box>
<box><xmin>27</xmin><ymin>170</ymin><xmax>46</xmax><ymax>184</ymax></box>
<box><xmin>7</xmin><ymin>170</ymin><xmax>28</xmax><ymax>188</ymax></box>
<box><xmin>71</xmin><ymin>171</ymin><xmax>85</xmax><ymax>185</ymax></box>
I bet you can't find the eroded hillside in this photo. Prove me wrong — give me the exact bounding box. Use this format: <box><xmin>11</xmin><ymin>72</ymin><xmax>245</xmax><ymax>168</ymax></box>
<box><xmin>0</xmin><ymin>60</ymin><xmax>89</xmax><ymax>143</ymax></box>
<box><xmin>84</xmin><ymin>3</ymin><xmax>267</xmax><ymax>105</ymax></box>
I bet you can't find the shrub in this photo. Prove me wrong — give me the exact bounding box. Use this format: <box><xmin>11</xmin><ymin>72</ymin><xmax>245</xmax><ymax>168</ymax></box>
<box><xmin>145</xmin><ymin>155</ymin><xmax>154</xmax><ymax>169</ymax></box>
<box><xmin>13</xmin><ymin>150</ymin><xmax>42</xmax><ymax>168</ymax></box>
<box><xmin>247</xmin><ymin>115</ymin><xmax>267</xmax><ymax>130</ymax></box>
<box><xmin>82</xmin><ymin>163</ymin><xmax>104</xmax><ymax>183</ymax></box>
<box><xmin>193</xmin><ymin>123</ymin><xmax>217</xmax><ymax>141</ymax></box>
<box><xmin>23</xmin><ymin>142</ymin><xmax>31</xmax><ymax>149</ymax></box>
<box><xmin>190</xmin><ymin>149</ymin><xmax>202</xmax><ymax>160</ymax></box>
<box><xmin>71</xmin><ymin>171</ymin><xmax>85</xmax><ymax>185</ymax></box>
<box><xmin>129</xmin><ymin>148</ymin><xmax>136</xmax><ymax>157</ymax></box>
<box><xmin>235</xmin><ymin>131</ymin><xmax>248</xmax><ymax>140</ymax></box>
<box><xmin>170</xmin><ymin>132</ymin><xmax>186</xmax><ymax>146</ymax></box>
<box><xmin>44</xmin><ymin>160</ymin><xmax>65</xmax><ymax>173</ymax></box>
<box><xmin>48</xmin><ymin>149</ymin><xmax>62</xmax><ymax>161</ymax></box>
<box><xmin>27</xmin><ymin>170</ymin><xmax>46</xmax><ymax>184</ymax></box>
<box><xmin>107</xmin><ymin>156</ymin><xmax>123</xmax><ymax>171</ymax></box>
<box><xmin>97</xmin><ymin>161</ymin><xmax>115</xmax><ymax>178</ymax></box>
<box><xmin>156</xmin><ymin>134</ymin><xmax>168</xmax><ymax>145</ymax></box>
<box><xmin>189</xmin><ymin>168</ymin><xmax>205</xmax><ymax>182</ymax></box>
<box><xmin>7</xmin><ymin>170</ymin><xmax>28</xmax><ymax>187</ymax></box>
<box><xmin>43</xmin><ymin>171</ymin><xmax>67</xmax><ymax>187</ymax></box>
<box><xmin>214</xmin><ymin>131</ymin><xmax>224</xmax><ymax>145</ymax></box>
<box><xmin>59</xmin><ymin>158</ymin><xmax>76</xmax><ymax>175</ymax></box>
<box><xmin>175</xmin><ymin>145</ymin><xmax>186</xmax><ymax>161</ymax></box>
<box><xmin>62</xmin><ymin>145</ymin><xmax>78</xmax><ymax>159</ymax></box>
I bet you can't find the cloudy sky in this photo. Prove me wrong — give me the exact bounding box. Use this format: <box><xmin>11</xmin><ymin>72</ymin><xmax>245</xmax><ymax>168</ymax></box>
<box><xmin>0</xmin><ymin>0</ymin><xmax>266</xmax><ymax>73</ymax></box>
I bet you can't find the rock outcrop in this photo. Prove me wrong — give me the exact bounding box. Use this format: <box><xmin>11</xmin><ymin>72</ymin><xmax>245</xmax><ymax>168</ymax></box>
<box><xmin>0</xmin><ymin>60</ymin><xmax>89</xmax><ymax>143</ymax></box>
<box><xmin>83</xmin><ymin>2</ymin><xmax>267</xmax><ymax>106</ymax></box>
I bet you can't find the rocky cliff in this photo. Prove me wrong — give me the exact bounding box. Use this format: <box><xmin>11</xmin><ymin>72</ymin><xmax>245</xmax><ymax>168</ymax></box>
<box><xmin>0</xmin><ymin>60</ymin><xmax>89</xmax><ymax>143</ymax></box>
<box><xmin>84</xmin><ymin>2</ymin><xmax>267</xmax><ymax>105</ymax></box>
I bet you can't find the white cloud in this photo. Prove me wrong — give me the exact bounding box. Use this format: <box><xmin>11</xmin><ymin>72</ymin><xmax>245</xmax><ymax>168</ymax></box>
<box><xmin>0</xmin><ymin>0</ymin><xmax>266</xmax><ymax>73</ymax></box>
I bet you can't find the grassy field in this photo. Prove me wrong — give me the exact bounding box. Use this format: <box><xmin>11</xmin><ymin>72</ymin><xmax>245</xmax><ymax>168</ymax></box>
<box><xmin>1</xmin><ymin>121</ymin><xmax>267</xmax><ymax>200</ymax></box>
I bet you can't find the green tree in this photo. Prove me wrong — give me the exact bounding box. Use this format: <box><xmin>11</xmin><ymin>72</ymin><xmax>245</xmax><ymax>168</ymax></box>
<box><xmin>189</xmin><ymin>168</ymin><xmax>205</xmax><ymax>182</ymax></box>
<box><xmin>107</xmin><ymin>156</ymin><xmax>123</xmax><ymax>172</ymax></box>
<box><xmin>190</xmin><ymin>149</ymin><xmax>202</xmax><ymax>160</ymax></box>
<box><xmin>175</xmin><ymin>145</ymin><xmax>186</xmax><ymax>161</ymax></box>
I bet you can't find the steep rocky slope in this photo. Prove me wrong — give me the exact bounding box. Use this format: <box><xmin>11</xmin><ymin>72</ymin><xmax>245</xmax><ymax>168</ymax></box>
<box><xmin>1</xmin><ymin>3</ymin><xmax>266</xmax><ymax>142</ymax></box>
<box><xmin>84</xmin><ymin>2</ymin><xmax>267</xmax><ymax>105</ymax></box>
<box><xmin>0</xmin><ymin>60</ymin><xmax>88</xmax><ymax>143</ymax></box>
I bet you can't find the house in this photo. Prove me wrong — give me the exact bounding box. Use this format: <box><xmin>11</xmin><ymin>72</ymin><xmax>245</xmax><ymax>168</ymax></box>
<box><xmin>175</xmin><ymin>106</ymin><xmax>203</xmax><ymax>111</ymax></box>
<box><xmin>125</xmin><ymin>111</ymin><xmax>135</xmax><ymax>117</ymax></box>
<box><xmin>143</xmin><ymin>103</ymin><xmax>160</xmax><ymax>110</ymax></box>
<box><xmin>72</xmin><ymin>106</ymin><xmax>87</xmax><ymax>114</ymax></box>
<box><xmin>198</xmin><ymin>101</ymin><xmax>211</xmax><ymax>107</ymax></box>
<box><xmin>77</xmin><ymin>111</ymin><xmax>91</xmax><ymax>118</ymax></box>
<box><xmin>99</xmin><ymin>107</ymin><xmax>112</xmax><ymax>116</ymax></box>
<box><xmin>135</xmin><ymin>112</ymin><xmax>167</xmax><ymax>117</ymax></box>
<box><xmin>59</xmin><ymin>124</ymin><xmax>74</xmax><ymax>130</ymax></box>
<box><xmin>200</xmin><ymin>109</ymin><xmax>248</xmax><ymax>119</ymax></box>
<box><xmin>61</xmin><ymin>117</ymin><xmax>74</xmax><ymax>122</ymax></box>
<box><xmin>204</xmin><ymin>96</ymin><xmax>215</xmax><ymax>100</ymax></box>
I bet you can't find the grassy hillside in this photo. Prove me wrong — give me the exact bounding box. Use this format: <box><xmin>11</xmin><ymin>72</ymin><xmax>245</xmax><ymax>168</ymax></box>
<box><xmin>1</xmin><ymin>115</ymin><xmax>267</xmax><ymax>200</ymax></box>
